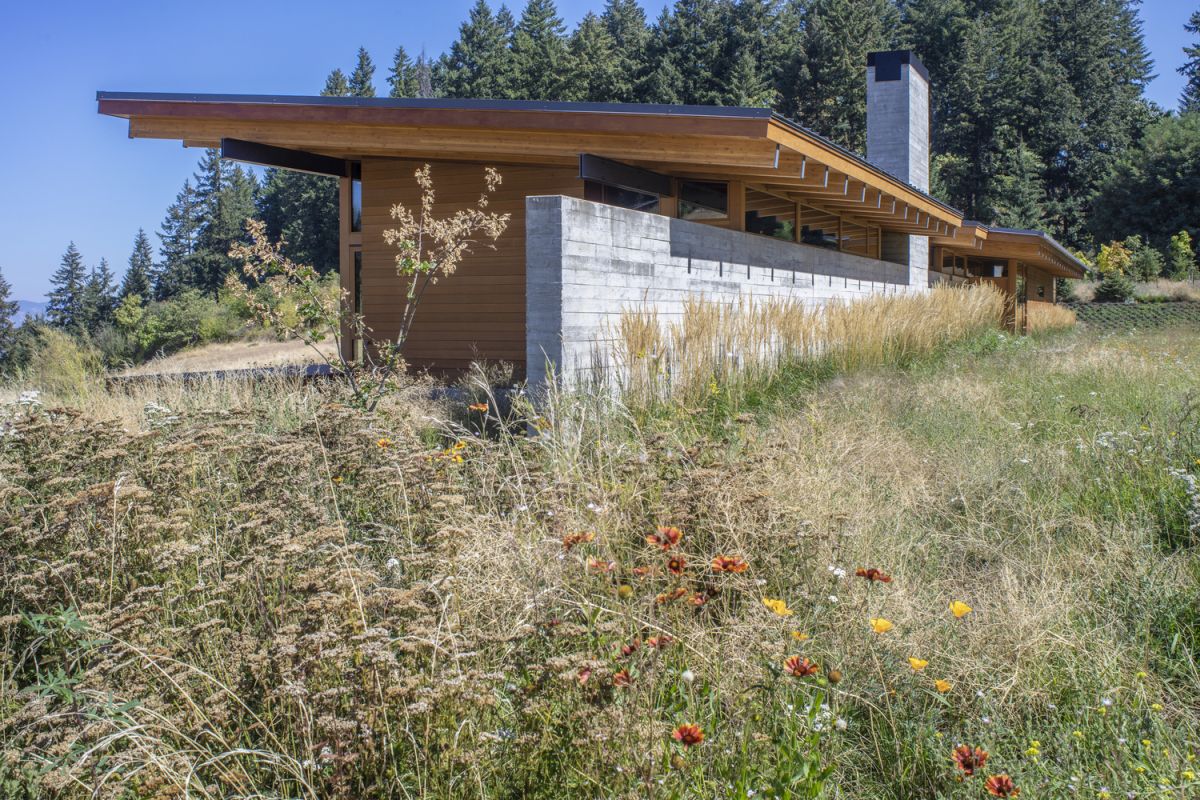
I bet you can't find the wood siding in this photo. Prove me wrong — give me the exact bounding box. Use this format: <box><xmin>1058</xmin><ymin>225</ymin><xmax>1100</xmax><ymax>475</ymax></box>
<box><xmin>359</xmin><ymin>159</ymin><xmax>584</xmax><ymax>374</ymax></box>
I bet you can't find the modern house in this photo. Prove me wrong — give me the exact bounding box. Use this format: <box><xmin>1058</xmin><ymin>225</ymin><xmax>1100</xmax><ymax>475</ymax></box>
<box><xmin>98</xmin><ymin>50</ymin><xmax>1084</xmax><ymax>385</ymax></box>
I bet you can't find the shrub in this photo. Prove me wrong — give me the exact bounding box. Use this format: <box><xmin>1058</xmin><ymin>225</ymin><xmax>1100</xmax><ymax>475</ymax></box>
<box><xmin>1092</xmin><ymin>269</ymin><xmax>1135</xmax><ymax>303</ymax></box>
<box><xmin>19</xmin><ymin>326</ymin><xmax>102</xmax><ymax>396</ymax></box>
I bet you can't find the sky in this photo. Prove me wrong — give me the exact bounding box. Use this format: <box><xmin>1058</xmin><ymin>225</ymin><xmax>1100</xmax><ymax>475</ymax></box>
<box><xmin>0</xmin><ymin>0</ymin><xmax>1193</xmax><ymax>301</ymax></box>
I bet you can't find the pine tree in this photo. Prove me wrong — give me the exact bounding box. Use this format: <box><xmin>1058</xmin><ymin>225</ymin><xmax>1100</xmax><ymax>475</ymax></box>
<box><xmin>47</xmin><ymin>242</ymin><xmax>88</xmax><ymax>331</ymax></box>
<box><xmin>0</xmin><ymin>266</ymin><xmax>17</xmax><ymax>366</ymax></box>
<box><xmin>121</xmin><ymin>228</ymin><xmax>154</xmax><ymax>299</ymax></box>
<box><xmin>511</xmin><ymin>0</ymin><xmax>571</xmax><ymax>100</ymax></box>
<box><xmin>349</xmin><ymin>47</ymin><xmax>377</xmax><ymax>97</ymax></box>
<box><xmin>646</xmin><ymin>0</ymin><xmax>728</xmax><ymax>106</ymax></box>
<box><xmin>258</xmin><ymin>168</ymin><xmax>340</xmax><ymax>274</ymax></box>
<box><xmin>441</xmin><ymin>0</ymin><xmax>516</xmax><ymax>98</ymax></box>
<box><xmin>1183</xmin><ymin>10</ymin><xmax>1200</xmax><ymax>113</ymax></box>
<box><xmin>193</xmin><ymin>162</ymin><xmax>258</xmax><ymax>297</ymax></box>
<box><xmin>565</xmin><ymin>13</ymin><xmax>621</xmax><ymax>101</ymax></box>
<box><xmin>1168</xmin><ymin>230</ymin><xmax>1195</xmax><ymax>281</ymax></box>
<box><xmin>81</xmin><ymin>258</ymin><xmax>117</xmax><ymax>332</ymax></box>
<box><xmin>416</xmin><ymin>49</ymin><xmax>435</xmax><ymax>97</ymax></box>
<box><xmin>600</xmin><ymin>0</ymin><xmax>650</xmax><ymax>102</ymax></box>
<box><xmin>388</xmin><ymin>46</ymin><xmax>419</xmax><ymax>98</ymax></box>
<box><xmin>157</xmin><ymin>180</ymin><xmax>201</xmax><ymax>300</ymax></box>
<box><xmin>323</xmin><ymin>68</ymin><xmax>351</xmax><ymax>97</ymax></box>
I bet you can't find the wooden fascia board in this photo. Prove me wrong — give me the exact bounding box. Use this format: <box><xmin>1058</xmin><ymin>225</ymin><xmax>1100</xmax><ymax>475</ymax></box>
<box><xmin>766</xmin><ymin>120</ymin><xmax>960</xmax><ymax>226</ymax></box>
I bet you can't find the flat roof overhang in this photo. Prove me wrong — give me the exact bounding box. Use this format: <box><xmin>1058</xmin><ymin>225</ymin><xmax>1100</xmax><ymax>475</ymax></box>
<box><xmin>95</xmin><ymin>92</ymin><xmax>1089</xmax><ymax>277</ymax></box>
<box><xmin>96</xmin><ymin>92</ymin><xmax>962</xmax><ymax>238</ymax></box>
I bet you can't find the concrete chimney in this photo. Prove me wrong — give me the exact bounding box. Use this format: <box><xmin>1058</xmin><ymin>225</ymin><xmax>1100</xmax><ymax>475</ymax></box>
<box><xmin>866</xmin><ymin>50</ymin><xmax>931</xmax><ymax>288</ymax></box>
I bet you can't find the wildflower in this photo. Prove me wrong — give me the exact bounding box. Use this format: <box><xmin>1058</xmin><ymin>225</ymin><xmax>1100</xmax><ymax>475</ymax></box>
<box><xmin>385</xmin><ymin>557</ymin><xmax>400</xmax><ymax>571</ymax></box>
<box><xmin>681</xmin><ymin>669</ymin><xmax>695</xmax><ymax>684</ymax></box>
<box><xmin>672</xmin><ymin>724</ymin><xmax>704</xmax><ymax>746</ymax></box>
<box><xmin>762</xmin><ymin>597</ymin><xmax>793</xmax><ymax>616</ymax></box>
<box><xmin>689</xmin><ymin>592</ymin><xmax>709</xmax><ymax>607</ymax></box>
<box><xmin>908</xmin><ymin>657</ymin><xmax>929</xmax><ymax>672</ymax></box>
<box><xmin>1026</xmin><ymin>741</ymin><xmax>1041</xmax><ymax>757</ymax></box>
<box><xmin>828</xmin><ymin>594</ymin><xmax>839</xmax><ymax>604</ymax></box>
<box><xmin>617</xmin><ymin>584</ymin><xmax>634</xmax><ymax>599</ymax></box>
<box><xmin>618</xmin><ymin>640</ymin><xmax>640</xmax><ymax>658</ymax></box>
<box><xmin>376</xmin><ymin>437</ymin><xmax>393</xmax><ymax>448</ymax></box>
<box><xmin>655</xmin><ymin>587</ymin><xmax>688</xmax><ymax>604</ymax></box>
<box><xmin>834</xmin><ymin>717</ymin><xmax>848</xmax><ymax>731</ymax></box>
<box><xmin>612</xmin><ymin>670</ymin><xmax>632</xmax><ymax>687</ymax></box>
<box><xmin>588</xmin><ymin>558</ymin><xmax>617</xmax><ymax>573</ymax></box>
<box><xmin>949</xmin><ymin>600</ymin><xmax>973</xmax><ymax>618</ymax></box>
<box><xmin>1183</xmin><ymin>771</ymin><xmax>1195</xmax><ymax>781</ymax></box>
<box><xmin>828</xmin><ymin>564</ymin><xmax>847</xmax><ymax>579</ymax></box>
<box><xmin>711</xmin><ymin>555</ymin><xmax>748</xmax><ymax>573</ymax></box>
<box><xmin>577</xmin><ymin>667</ymin><xmax>592</xmax><ymax>685</ymax></box>
<box><xmin>952</xmin><ymin>745</ymin><xmax>989</xmax><ymax>777</ymax></box>
<box><xmin>668</xmin><ymin>556</ymin><xmax>687</xmax><ymax>576</ymax></box>
<box><xmin>826</xmin><ymin>669</ymin><xmax>843</xmax><ymax>684</ymax></box>
<box><xmin>562</xmin><ymin>531</ymin><xmax>595</xmax><ymax>550</ymax></box>
<box><xmin>332</xmin><ymin>475</ymin><xmax>344</xmax><ymax>484</ymax></box>
<box><xmin>869</xmin><ymin>617</ymin><xmax>894</xmax><ymax>634</ymax></box>
<box><xmin>784</xmin><ymin>656</ymin><xmax>820</xmax><ymax>678</ymax></box>
<box><xmin>647</xmin><ymin>526</ymin><xmax>683</xmax><ymax>550</ymax></box>
<box><xmin>1150</xmin><ymin>703</ymin><xmax>1163</xmax><ymax>712</ymax></box>
<box><xmin>856</xmin><ymin>568</ymin><xmax>892</xmax><ymax>583</ymax></box>
<box><xmin>791</xmin><ymin>631</ymin><xmax>809</xmax><ymax>641</ymax></box>
<box><xmin>645</xmin><ymin>635</ymin><xmax>673</xmax><ymax>648</ymax></box>
<box><xmin>1073</xmin><ymin>730</ymin><xmax>1085</xmax><ymax>739</ymax></box>
<box><xmin>984</xmin><ymin>775</ymin><xmax>1019</xmax><ymax>797</ymax></box>
<box><xmin>632</xmin><ymin>565</ymin><xmax>656</xmax><ymax>578</ymax></box>
<box><xmin>935</xmin><ymin>680</ymin><xmax>952</xmax><ymax>693</ymax></box>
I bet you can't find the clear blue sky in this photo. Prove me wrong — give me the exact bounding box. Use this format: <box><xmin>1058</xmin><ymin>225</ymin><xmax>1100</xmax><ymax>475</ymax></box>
<box><xmin>0</xmin><ymin>0</ymin><xmax>1193</xmax><ymax>300</ymax></box>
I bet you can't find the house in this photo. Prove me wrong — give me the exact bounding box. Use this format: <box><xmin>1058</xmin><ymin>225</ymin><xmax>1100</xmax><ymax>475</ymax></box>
<box><xmin>97</xmin><ymin>50</ymin><xmax>1085</xmax><ymax>385</ymax></box>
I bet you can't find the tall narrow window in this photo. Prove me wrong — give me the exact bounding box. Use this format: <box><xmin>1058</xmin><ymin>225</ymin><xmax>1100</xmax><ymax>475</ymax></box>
<box><xmin>351</xmin><ymin>178</ymin><xmax>362</xmax><ymax>233</ymax></box>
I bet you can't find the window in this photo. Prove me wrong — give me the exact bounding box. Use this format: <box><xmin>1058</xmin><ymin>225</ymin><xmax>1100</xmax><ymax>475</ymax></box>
<box><xmin>745</xmin><ymin>188</ymin><xmax>796</xmax><ymax>242</ymax></box>
<box><xmin>678</xmin><ymin>180</ymin><xmax>728</xmax><ymax>221</ymax></box>
<box><xmin>966</xmin><ymin>258</ymin><xmax>1007</xmax><ymax>278</ymax></box>
<box><xmin>841</xmin><ymin>220</ymin><xmax>871</xmax><ymax>256</ymax></box>
<box><xmin>351</xmin><ymin>178</ymin><xmax>362</xmax><ymax>233</ymax></box>
<box><xmin>798</xmin><ymin>205</ymin><xmax>839</xmax><ymax>249</ymax></box>
<box><xmin>584</xmin><ymin>180</ymin><xmax>659</xmax><ymax>213</ymax></box>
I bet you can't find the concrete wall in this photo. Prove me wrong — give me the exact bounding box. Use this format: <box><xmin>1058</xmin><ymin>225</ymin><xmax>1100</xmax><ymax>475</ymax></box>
<box><xmin>526</xmin><ymin>195</ymin><xmax>916</xmax><ymax>388</ymax></box>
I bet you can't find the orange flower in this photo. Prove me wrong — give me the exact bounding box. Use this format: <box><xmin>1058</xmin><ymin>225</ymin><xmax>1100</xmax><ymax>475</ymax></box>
<box><xmin>949</xmin><ymin>600</ymin><xmax>973</xmax><ymax>618</ymax></box>
<box><xmin>632</xmin><ymin>565</ymin><xmax>657</xmax><ymax>578</ymax></box>
<box><xmin>587</xmin><ymin>558</ymin><xmax>617</xmax><ymax>573</ymax></box>
<box><xmin>612</xmin><ymin>669</ymin><xmax>632</xmax><ymax>687</ymax></box>
<box><xmin>577</xmin><ymin>667</ymin><xmax>592</xmax><ymax>685</ymax></box>
<box><xmin>467</xmin><ymin>402</ymin><xmax>488</xmax><ymax>413</ymax></box>
<box><xmin>672</xmin><ymin>723</ymin><xmax>704</xmax><ymax>746</ymax></box>
<box><xmin>617</xmin><ymin>639</ymin><xmax>640</xmax><ymax>658</ymax></box>
<box><xmin>869</xmin><ymin>617</ymin><xmax>894</xmax><ymax>634</ymax></box>
<box><xmin>984</xmin><ymin>774</ymin><xmax>1019</xmax><ymax>797</ymax></box>
<box><xmin>562</xmin><ymin>531</ymin><xmax>595</xmax><ymax>550</ymax></box>
<box><xmin>655</xmin><ymin>587</ymin><xmax>689</xmax><ymax>604</ymax></box>
<box><xmin>934</xmin><ymin>679</ymin><xmax>952</xmax><ymax>693</ymax></box>
<box><xmin>711</xmin><ymin>555</ymin><xmax>748</xmax><ymax>573</ymax></box>
<box><xmin>855</xmin><ymin>567</ymin><xmax>892</xmax><ymax>583</ymax></box>
<box><xmin>952</xmin><ymin>745</ymin><xmax>989</xmax><ymax>777</ymax></box>
<box><xmin>825</xmin><ymin>668</ymin><xmax>843</xmax><ymax>684</ymax></box>
<box><xmin>644</xmin><ymin>634</ymin><xmax>673</xmax><ymax>648</ymax></box>
<box><xmin>690</xmin><ymin>592</ymin><xmax>709</xmax><ymax>607</ymax></box>
<box><xmin>784</xmin><ymin>655</ymin><xmax>820</xmax><ymax>678</ymax></box>
<box><xmin>376</xmin><ymin>437</ymin><xmax>393</xmax><ymax>449</ymax></box>
<box><xmin>668</xmin><ymin>555</ymin><xmax>687</xmax><ymax>575</ymax></box>
<box><xmin>646</xmin><ymin>526</ymin><xmax>683</xmax><ymax>550</ymax></box>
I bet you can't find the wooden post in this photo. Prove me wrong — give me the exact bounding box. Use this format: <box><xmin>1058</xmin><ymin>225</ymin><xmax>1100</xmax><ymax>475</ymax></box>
<box><xmin>1004</xmin><ymin>258</ymin><xmax>1019</xmax><ymax>333</ymax></box>
<box><xmin>728</xmin><ymin>180</ymin><xmax>746</xmax><ymax>231</ymax></box>
<box><xmin>338</xmin><ymin>173</ymin><xmax>354</xmax><ymax>363</ymax></box>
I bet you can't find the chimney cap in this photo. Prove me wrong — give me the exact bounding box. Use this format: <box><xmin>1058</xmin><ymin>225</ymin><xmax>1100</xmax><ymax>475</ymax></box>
<box><xmin>867</xmin><ymin>50</ymin><xmax>929</xmax><ymax>83</ymax></box>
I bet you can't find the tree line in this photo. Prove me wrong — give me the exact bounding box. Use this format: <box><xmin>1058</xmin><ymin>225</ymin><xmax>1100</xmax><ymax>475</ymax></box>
<box><xmin>3</xmin><ymin>0</ymin><xmax>1199</xmax><ymax>370</ymax></box>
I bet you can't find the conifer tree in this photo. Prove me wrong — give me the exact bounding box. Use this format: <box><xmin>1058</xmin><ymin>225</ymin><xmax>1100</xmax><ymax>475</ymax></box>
<box><xmin>81</xmin><ymin>258</ymin><xmax>117</xmax><ymax>332</ymax></box>
<box><xmin>1183</xmin><ymin>10</ymin><xmax>1200</xmax><ymax>113</ymax></box>
<box><xmin>511</xmin><ymin>0</ymin><xmax>571</xmax><ymax>99</ymax></box>
<box><xmin>323</xmin><ymin>68</ymin><xmax>351</xmax><ymax>97</ymax></box>
<box><xmin>156</xmin><ymin>180</ymin><xmax>201</xmax><ymax>300</ymax></box>
<box><xmin>565</xmin><ymin>13</ymin><xmax>621</xmax><ymax>101</ymax></box>
<box><xmin>349</xmin><ymin>47</ymin><xmax>377</xmax><ymax>97</ymax></box>
<box><xmin>600</xmin><ymin>0</ymin><xmax>650</xmax><ymax>102</ymax></box>
<box><xmin>646</xmin><ymin>0</ymin><xmax>727</xmax><ymax>106</ymax></box>
<box><xmin>121</xmin><ymin>228</ymin><xmax>155</xmax><ymax>300</ymax></box>
<box><xmin>193</xmin><ymin>162</ymin><xmax>258</xmax><ymax>297</ymax></box>
<box><xmin>388</xmin><ymin>46</ymin><xmax>419</xmax><ymax>98</ymax></box>
<box><xmin>47</xmin><ymin>242</ymin><xmax>88</xmax><ymax>331</ymax></box>
<box><xmin>0</xmin><ymin>266</ymin><xmax>17</xmax><ymax>365</ymax></box>
<box><xmin>441</xmin><ymin>0</ymin><xmax>516</xmax><ymax>98</ymax></box>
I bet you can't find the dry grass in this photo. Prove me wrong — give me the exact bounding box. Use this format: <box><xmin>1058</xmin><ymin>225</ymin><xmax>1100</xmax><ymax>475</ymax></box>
<box><xmin>1026</xmin><ymin>301</ymin><xmax>1077</xmax><ymax>332</ymax></box>
<box><xmin>1072</xmin><ymin>278</ymin><xmax>1200</xmax><ymax>304</ymax></box>
<box><xmin>118</xmin><ymin>336</ymin><xmax>337</xmax><ymax>377</ymax></box>
<box><xmin>2</xmin><ymin>316</ymin><xmax>1199</xmax><ymax>799</ymax></box>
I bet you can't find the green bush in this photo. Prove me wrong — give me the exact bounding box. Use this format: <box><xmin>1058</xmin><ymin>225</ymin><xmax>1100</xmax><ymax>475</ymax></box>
<box><xmin>1093</xmin><ymin>270</ymin><xmax>1136</xmax><ymax>303</ymax></box>
<box><xmin>21</xmin><ymin>327</ymin><xmax>103</xmax><ymax>396</ymax></box>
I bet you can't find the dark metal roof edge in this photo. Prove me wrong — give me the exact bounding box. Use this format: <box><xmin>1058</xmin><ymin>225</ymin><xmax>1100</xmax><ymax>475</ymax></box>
<box><xmin>95</xmin><ymin>91</ymin><xmax>776</xmax><ymax>120</ymax></box>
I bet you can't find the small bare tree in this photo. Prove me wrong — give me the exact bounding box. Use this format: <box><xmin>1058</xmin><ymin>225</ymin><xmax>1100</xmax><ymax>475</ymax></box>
<box><xmin>229</xmin><ymin>164</ymin><xmax>509</xmax><ymax>410</ymax></box>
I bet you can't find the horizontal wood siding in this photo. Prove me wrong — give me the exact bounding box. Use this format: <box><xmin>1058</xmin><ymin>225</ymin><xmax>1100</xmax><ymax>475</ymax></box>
<box><xmin>360</xmin><ymin>159</ymin><xmax>583</xmax><ymax>373</ymax></box>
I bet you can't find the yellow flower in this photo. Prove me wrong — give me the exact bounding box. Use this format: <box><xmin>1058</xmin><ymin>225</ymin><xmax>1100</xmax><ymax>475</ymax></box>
<box><xmin>762</xmin><ymin>598</ymin><xmax>794</xmax><ymax>617</ymax></box>
<box><xmin>332</xmin><ymin>475</ymin><xmax>344</xmax><ymax>484</ymax></box>
<box><xmin>949</xmin><ymin>600</ymin><xmax>973</xmax><ymax>618</ymax></box>
<box><xmin>1136</xmin><ymin>671</ymin><xmax>1148</xmax><ymax>680</ymax></box>
<box><xmin>907</xmin><ymin>657</ymin><xmax>928</xmax><ymax>672</ymax></box>
<box><xmin>791</xmin><ymin>631</ymin><xmax>809</xmax><ymax>641</ymax></box>
<box><xmin>1151</xmin><ymin>703</ymin><xmax>1163</xmax><ymax>712</ymax></box>
<box><xmin>935</xmin><ymin>679</ymin><xmax>952</xmax><ymax>693</ymax></box>
<box><xmin>1183</xmin><ymin>771</ymin><xmax>1195</xmax><ymax>781</ymax></box>
<box><xmin>870</xmin><ymin>618</ymin><xmax>893</xmax><ymax>634</ymax></box>
<box><xmin>377</xmin><ymin>437</ymin><xmax>393</xmax><ymax>449</ymax></box>
<box><xmin>1136</xmin><ymin>766</ymin><xmax>1147</xmax><ymax>774</ymax></box>
<box><xmin>1097</xmin><ymin>706</ymin><xmax>1107</xmax><ymax>715</ymax></box>
<box><xmin>1073</xmin><ymin>730</ymin><xmax>1085</xmax><ymax>739</ymax></box>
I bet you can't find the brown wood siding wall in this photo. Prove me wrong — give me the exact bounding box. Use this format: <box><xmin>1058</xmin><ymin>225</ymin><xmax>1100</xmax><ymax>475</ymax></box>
<box><xmin>359</xmin><ymin>159</ymin><xmax>583</xmax><ymax>373</ymax></box>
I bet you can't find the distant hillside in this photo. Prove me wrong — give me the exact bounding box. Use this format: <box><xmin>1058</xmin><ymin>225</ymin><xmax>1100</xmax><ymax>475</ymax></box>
<box><xmin>14</xmin><ymin>300</ymin><xmax>46</xmax><ymax>324</ymax></box>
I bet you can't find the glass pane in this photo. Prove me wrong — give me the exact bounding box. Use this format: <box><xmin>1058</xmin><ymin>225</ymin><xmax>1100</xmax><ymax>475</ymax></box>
<box><xmin>798</xmin><ymin>205</ymin><xmax>839</xmax><ymax>248</ymax></box>
<box><xmin>351</xmin><ymin>179</ymin><xmax>362</xmax><ymax>233</ymax></box>
<box><xmin>745</xmin><ymin>188</ymin><xmax>796</xmax><ymax>241</ymax></box>
<box><xmin>840</xmin><ymin>220</ymin><xmax>870</xmax><ymax>256</ymax></box>
<box><xmin>678</xmin><ymin>180</ymin><xmax>728</xmax><ymax>220</ymax></box>
<box><xmin>603</xmin><ymin>183</ymin><xmax>659</xmax><ymax>212</ymax></box>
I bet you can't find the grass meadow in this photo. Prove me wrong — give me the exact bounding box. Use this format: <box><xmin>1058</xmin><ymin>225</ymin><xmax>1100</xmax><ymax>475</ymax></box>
<box><xmin>2</xmin><ymin>288</ymin><xmax>1199</xmax><ymax>799</ymax></box>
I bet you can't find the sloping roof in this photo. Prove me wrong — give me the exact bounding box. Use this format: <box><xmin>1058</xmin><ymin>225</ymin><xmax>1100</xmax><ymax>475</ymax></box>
<box><xmin>96</xmin><ymin>91</ymin><xmax>1085</xmax><ymax>276</ymax></box>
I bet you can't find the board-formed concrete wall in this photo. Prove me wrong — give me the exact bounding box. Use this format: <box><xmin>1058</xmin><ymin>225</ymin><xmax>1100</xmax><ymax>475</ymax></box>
<box><xmin>526</xmin><ymin>195</ymin><xmax>923</xmax><ymax>388</ymax></box>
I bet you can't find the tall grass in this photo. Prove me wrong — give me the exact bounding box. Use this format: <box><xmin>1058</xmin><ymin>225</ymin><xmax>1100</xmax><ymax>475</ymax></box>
<box><xmin>1026</xmin><ymin>301</ymin><xmax>1077</xmax><ymax>332</ymax></box>
<box><xmin>613</xmin><ymin>284</ymin><xmax>1005</xmax><ymax>408</ymax></box>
